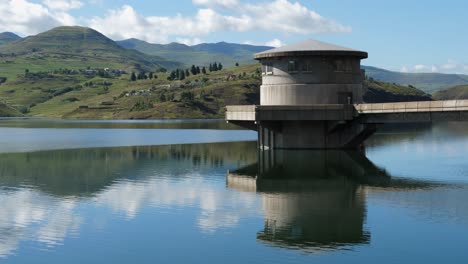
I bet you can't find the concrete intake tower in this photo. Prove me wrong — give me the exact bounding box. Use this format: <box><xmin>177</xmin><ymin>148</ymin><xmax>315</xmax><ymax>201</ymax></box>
<box><xmin>226</xmin><ymin>39</ymin><xmax>373</xmax><ymax>149</ymax></box>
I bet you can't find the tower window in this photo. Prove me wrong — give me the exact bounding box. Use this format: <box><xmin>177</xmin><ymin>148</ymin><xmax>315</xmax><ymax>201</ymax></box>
<box><xmin>288</xmin><ymin>60</ymin><xmax>297</xmax><ymax>72</ymax></box>
<box><xmin>301</xmin><ymin>62</ymin><xmax>314</xmax><ymax>72</ymax></box>
<box><xmin>262</xmin><ymin>63</ymin><xmax>273</xmax><ymax>75</ymax></box>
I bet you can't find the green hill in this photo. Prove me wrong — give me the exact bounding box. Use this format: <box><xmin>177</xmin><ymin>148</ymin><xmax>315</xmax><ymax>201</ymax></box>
<box><xmin>432</xmin><ymin>85</ymin><xmax>468</xmax><ymax>100</ymax></box>
<box><xmin>363</xmin><ymin>79</ymin><xmax>432</xmax><ymax>103</ymax></box>
<box><xmin>0</xmin><ymin>101</ymin><xmax>22</xmax><ymax>117</ymax></box>
<box><xmin>0</xmin><ymin>61</ymin><xmax>262</xmax><ymax>119</ymax></box>
<box><xmin>0</xmin><ymin>26</ymin><xmax>182</xmax><ymax>81</ymax></box>
<box><xmin>117</xmin><ymin>39</ymin><xmax>271</xmax><ymax>68</ymax></box>
<box><xmin>363</xmin><ymin>66</ymin><xmax>468</xmax><ymax>94</ymax></box>
<box><xmin>0</xmin><ymin>32</ymin><xmax>21</xmax><ymax>46</ymax></box>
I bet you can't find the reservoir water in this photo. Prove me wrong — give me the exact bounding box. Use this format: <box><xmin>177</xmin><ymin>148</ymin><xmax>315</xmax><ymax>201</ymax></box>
<box><xmin>0</xmin><ymin>119</ymin><xmax>467</xmax><ymax>263</ymax></box>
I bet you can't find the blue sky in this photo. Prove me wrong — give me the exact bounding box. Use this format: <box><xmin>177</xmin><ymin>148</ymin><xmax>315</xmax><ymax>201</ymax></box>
<box><xmin>0</xmin><ymin>0</ymin><xmax>467</xmax><ymax>74</ymax></box>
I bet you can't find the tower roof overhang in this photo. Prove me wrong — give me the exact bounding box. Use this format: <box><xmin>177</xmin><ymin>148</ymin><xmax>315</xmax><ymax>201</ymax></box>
<box><xmin>254</xmin><ymin>39</ymin><xmax>368</xmax><ymax>60</ymax></box>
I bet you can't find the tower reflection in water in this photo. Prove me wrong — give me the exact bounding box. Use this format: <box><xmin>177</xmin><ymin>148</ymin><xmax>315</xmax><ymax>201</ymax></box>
<box><xmin>227</xmin><ymin>150</ymin><xmax>433</xmax><ymax>252</ymax></box>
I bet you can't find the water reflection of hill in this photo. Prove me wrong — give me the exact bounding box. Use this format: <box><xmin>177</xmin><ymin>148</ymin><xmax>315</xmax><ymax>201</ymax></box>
<box><xmin>227</xmin><ymin>150</ymin><xmax>441</xmax><ymax>252</ymax></box>
<box><xmin>0</xmin><ymin>142</ymin><xmax>257</xmax><ymax>197</ymax></box>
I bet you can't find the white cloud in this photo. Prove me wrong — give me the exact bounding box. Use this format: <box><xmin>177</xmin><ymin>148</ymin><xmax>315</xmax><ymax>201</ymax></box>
<box><xmin>265</xmin><ymin>38</ymin><xmax>284</xmax><ymax>48</ymax></box>
<box><xmin>441</xmin><ymin>61</ymin><xmax>457</xmax><ymax>70</ymax></box>
<box><xmin>0</xmin><ymin>0</ymin><xmax>350</xmax><ymax>45</ymax></box>
<box><xmin>243</xmin><ymin>38</ymin><xmax>284</xmax><ymax>47</ymax></box>
<box><xmin>176</xmin><ymin>37</ymin><xmax>203</xmax><ymax>46</ymax></box>
<box><xmin>0</xmin><ymin>0</ymin><xmax>79</xmax><ymax>35</ymax></box>
<box><xmin>42</xmin><ymin>0</ymin><xmax>83</xmax><ymax>11</ymax></box>
<box><xmin>414</xmin><ymin>64</ymin><xmax>430</xmax><ymax>71</ymax></box>
<box><xmin>242</xmin><ymin>0</ymin><xmax>351</xmax><ymax>34</ymax></box>
<box><xmin>87</xmin><ymin>0</ymin><xmax>350</xmax><ymax>43</ymax></box>
<box><xmin>400</xmin><ymin>60</ymin><xmax>468</xmax><ymax>74</ymax></box>
<box><xmin>192</xmin><ymin>0</ymin><xmax>239</xmax><ymax>9</ymax></box>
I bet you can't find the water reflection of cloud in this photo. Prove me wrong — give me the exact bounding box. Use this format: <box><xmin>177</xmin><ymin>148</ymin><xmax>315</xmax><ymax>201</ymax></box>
<box><xmin>0</xmin><ymin>174</ymin><xmax>261</xmax><ymax>258</ymax></box>
<box><xmin>94</xmin><ymin>176</ymin><xmax>261</xmax><ymax>232</ymax></box>
<box><xmin>0</xmin><ymin>189</ymin><xmax>81</xmax><ymax>257</ymax></box>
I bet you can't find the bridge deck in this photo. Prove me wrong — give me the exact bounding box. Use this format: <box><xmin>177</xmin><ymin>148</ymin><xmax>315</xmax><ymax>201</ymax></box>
<box><xmin>355</xmin><ymin>100</ymin><xmax>468</xmax><ymax>114</ymax></box>
<box><xmin>226</xmin><ymin>100</ymin><xmax>468</xmax><ymax>124</ymax></box>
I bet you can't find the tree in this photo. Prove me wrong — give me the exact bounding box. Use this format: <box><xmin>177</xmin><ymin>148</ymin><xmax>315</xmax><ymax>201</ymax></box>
<box><xmin>176</xmin><ymin>69</ymin><xmax>180</xmax><ymax>79</ymax></box>
<box><xmin>137</xmin><ymin>72</ymin><xmax>144</xmax><ymax>80</ymax></box>
<box><xmin>209</xmin><ymin>63</ymin><xmax>213</xmax><ymax>72</ymax></box>
<box><xmin>202</xmin><ymin>67</ymin><xmax>206</xmax><ymax>74</ymax></box>
<box><xmin>148</xmin><ymin>72</ymin><xmax>153</xmax><ymax>79</ymax></box>
<box><xmin>196</xmin><ymin>66</ymin><xmax>200</xmax><ymax>74</ymax></box>
<box><xmin>130</xmin><ymin>72</ymin><xmax>137</xmax><ymax>81</ymax></box>
<box><xmin>218</xmin><ymin>63</ymin><xmax>223</xmax><ymax>70</ymax></box>
<box><xmin>180</xmin><ymin>70</ymin><xmax>185</xmax><ymax>80</ymax></box>
<box><xmin>185</xmin><ymin>69</ymin><xmax>190</xmax><ymax>77</ymax></box>
<box><xmin>167</xmin><ymin>70</ymin><xmax>176</xmax><ymax>81</ymax></box>
<box><xmin>181</xmin><ymin>91</ymin><xmax>194</xmax><ymax>102</ymax></box>
<box><xmin>213</xmin><ymin>62</ymin><xmax>218</xmax><ymax>71</ymax></box>
<box><xmin>191</xmin><ymin>65</ymin><xmax>197</xmax><ymax>75</ymax></box>
<box><xmin>24</xmin><ymin>69</ymin><xmax>29</xmax><ymax>77</ymax></box>
<box><xmin>235</xmin><ymin>62</ymin><xmax>239</xmax><ymax>67</ymax></box>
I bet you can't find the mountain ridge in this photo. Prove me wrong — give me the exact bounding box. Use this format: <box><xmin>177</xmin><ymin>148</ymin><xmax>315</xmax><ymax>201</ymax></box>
<box><xmin>362</xmin><ymin>65</ymin><xmax>468</xmax><ymax>93</ymax></box>
<box><xmin>117</xmin><ymin>38</ymin><xmax>272</xmax><ymax>67</ymax></box>
<box><xmin>0</xmin><ymin>32</ymin><xmax>21</xmax><ymax>46</ymax></box>
<box><xmin>0</xmin><ymin>26</ymin><xmax>182</xmax><ymax>72</ymax></box>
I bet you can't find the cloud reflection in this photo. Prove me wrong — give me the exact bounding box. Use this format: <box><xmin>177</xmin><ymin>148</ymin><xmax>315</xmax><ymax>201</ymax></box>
<box><xmin>0</xmin><ymin>189</ymin><xmax>81</xmax><ymax>257</ymax></box>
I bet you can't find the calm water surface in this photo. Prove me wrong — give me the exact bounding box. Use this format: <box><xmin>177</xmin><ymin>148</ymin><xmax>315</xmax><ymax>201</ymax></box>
<box><xmin>0</xmin><ymin>119</ymin><xmax>467</xmax><ymax>263</ymax></box>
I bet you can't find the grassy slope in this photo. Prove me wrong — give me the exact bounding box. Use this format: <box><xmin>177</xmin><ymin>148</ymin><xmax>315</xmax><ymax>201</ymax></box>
<box><xmin>0</xmin><ymin>63</ymin><xmax>260</xmax><ymax>119</ymax></box>
<box><xmin>0</xmin><ymin>26</ymin><xmax>181</xmax><ymax>79</ymax></box>
<box><xmin>363</xmin><ymin>66</ymin><xmax>468</xmax><ymax>94</ymax></box>
<box><xmin>0</xmin><ymin>101</ymin><xmax>22</xmax><ymax>117</ymax></box>
<box><xmin>432</xmin><ymin>85</ymin><xmax>468</xmax><ymax>100</ymax></box>
<box><xmin>363</xmin><ymin>79</ymin><xmax>432</xmax><ymax>103</ymax></box>
<box><xmin>62</xmin><ymin>64</ymin><xmax>261</xmax><ymax>119</ymax></box>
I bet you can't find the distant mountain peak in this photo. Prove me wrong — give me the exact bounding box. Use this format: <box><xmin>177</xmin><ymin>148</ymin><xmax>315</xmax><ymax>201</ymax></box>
<box><xmin>0</xmin><ymin>32</ymin><xmax>22</xmax><ymax>46</ymax></box>
<box><xmin>0</xmin><ymin>32</ymin><xmax>21</xmax><ymax>39</ymax></box>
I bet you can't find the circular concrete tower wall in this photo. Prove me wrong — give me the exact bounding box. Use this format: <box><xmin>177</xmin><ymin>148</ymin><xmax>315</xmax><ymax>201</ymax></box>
<box><xmin>255</xmin><ymin>40</ymin><xmax>368</xmax><ymax>106</ymax></box>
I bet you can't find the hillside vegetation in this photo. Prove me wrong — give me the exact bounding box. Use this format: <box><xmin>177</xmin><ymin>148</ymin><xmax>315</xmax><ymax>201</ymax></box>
<box><xmin>0</xmin><ymin>101</ymin><xmax>22</xmax><ymax>117</ymax></box>
<box><xmin>363</xmin><ymin>78</ymin><xmax>432</xmax><ymax>103</ymax></box>
<box><xmin>432</xmin><ymin>85</ymin><xmax>468</xmax><ymax>100</ymax></box>
<box><xmin>0</xmin><ymin>26</ymin><xmax>181</xmax><ymax>82</ymax></box>
<box><xmin>0</xmin><ymin>61</ymin><xmax>261</xmax><ymax>119</ymax></box>
<box><xmin>363</xmin><ymin>66</ymin><xmax>468</xmax><ymax>94</ymax></box>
